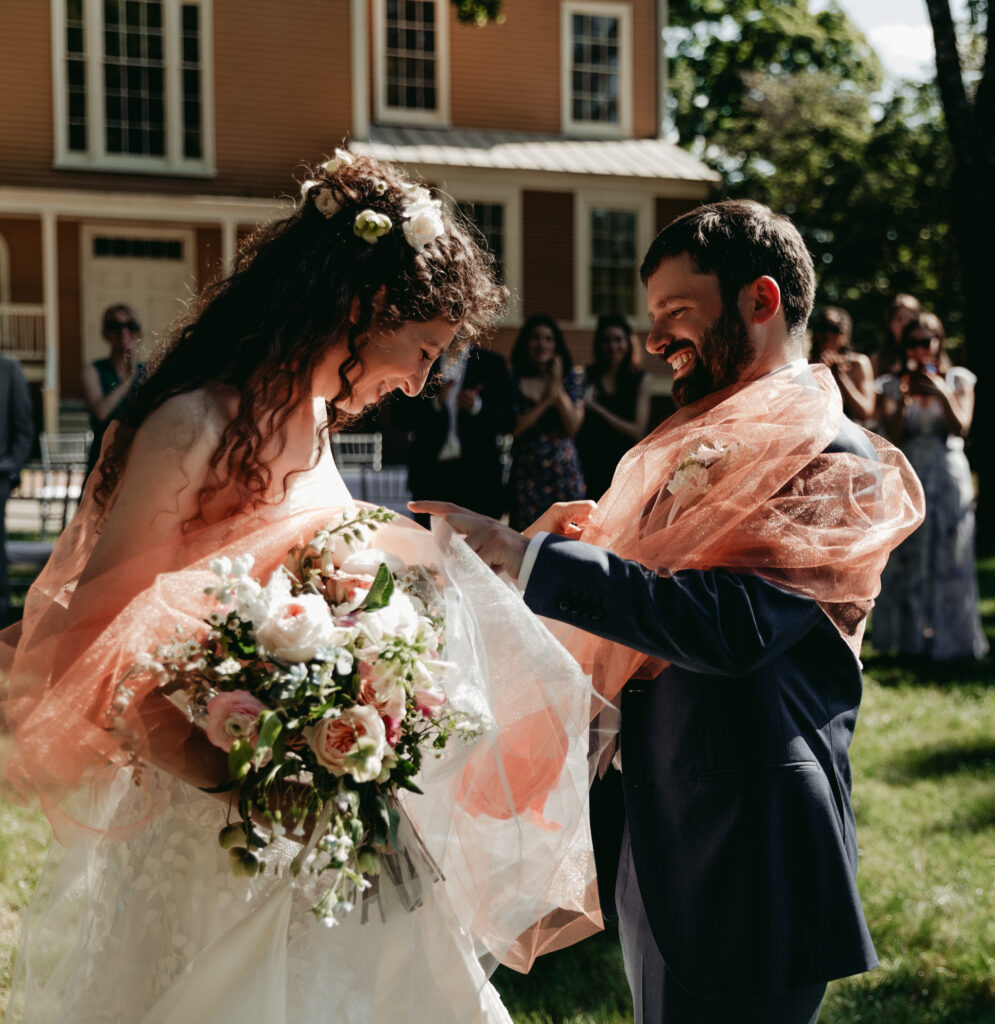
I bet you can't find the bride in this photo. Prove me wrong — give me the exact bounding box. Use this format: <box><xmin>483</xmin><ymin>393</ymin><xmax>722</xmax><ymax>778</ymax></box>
<box><xmin>0</xmin><ymin>151</ymin><xmax>598</xmax><ymax>1023</ymax></box>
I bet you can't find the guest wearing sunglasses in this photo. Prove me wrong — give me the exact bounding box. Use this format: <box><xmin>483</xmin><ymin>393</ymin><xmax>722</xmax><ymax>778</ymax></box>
<box><xmin>809</xmin><ymin>306</ymin><xmax>876</xmax><ymax>424</ymax></box>
<box><xmin>82</xmin><ymin>304</ymin><xmax>148</xmax><ymax>480</ymax></box>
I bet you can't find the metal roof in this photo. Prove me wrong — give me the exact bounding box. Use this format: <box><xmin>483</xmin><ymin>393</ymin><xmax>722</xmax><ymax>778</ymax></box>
<box><xmin>352</xmin><ymin>126</ymin><xmax>721</xmax><ymax>184</ymax></box>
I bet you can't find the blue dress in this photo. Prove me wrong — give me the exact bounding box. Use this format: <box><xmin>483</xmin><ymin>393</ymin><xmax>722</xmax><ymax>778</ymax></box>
<box><xmin>872</xmin><ymin>367</ymin><xmax>988</xmax><ymax>660</ymax></box>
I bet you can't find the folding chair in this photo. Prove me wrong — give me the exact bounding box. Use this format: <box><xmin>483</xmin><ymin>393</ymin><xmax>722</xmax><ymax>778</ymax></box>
<box><xmin>39</xmin><ymin>431</ymin><xmax>93</xmax><ymax>536</ymax></box>
<box><xmin>331</xmin><ymin>432</ymin><xmax>383</xmax><ymax>501</ymax></box>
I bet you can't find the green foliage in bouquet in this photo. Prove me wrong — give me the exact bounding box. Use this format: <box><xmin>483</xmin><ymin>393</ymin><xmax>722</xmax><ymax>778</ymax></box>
<box><xmin>126</xmin><ymin>507</ymin><xmax>482</xmax><ymax>925</ymax></box>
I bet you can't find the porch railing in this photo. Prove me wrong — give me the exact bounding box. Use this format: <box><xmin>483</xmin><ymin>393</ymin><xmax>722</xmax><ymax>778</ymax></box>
<box><xmin>0</xmin><ymin>303</ymin><xmax>46</xmax><ymax>363</ymax></box>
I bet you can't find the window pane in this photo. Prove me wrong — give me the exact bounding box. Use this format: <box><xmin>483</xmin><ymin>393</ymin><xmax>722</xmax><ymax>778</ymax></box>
<box><xmin>384</xmin><ymin>0</ymin><xmax>438</xmax><ymax>112</ymax></box>
<box><xmin>590</xmin><ymin>209</ymin><xmax>637</xmax><ymax>316</ymax></box>
<box><xmin>71</xmin><ymin>0</ymin><xmax>205</xmax><ymax>163</ymax></box>
<box><xmin>102</xmin><ymin>1</ymin><xmax>166</xmax><ymax>156</ymax></box>
<box><xmin>570</xmin><ymin>12</ymin><xmax>621</xmax><ymax>125</ymax></box>
<box><xmin>456</xmin><ymin>201</ymin><xmax>505</xmax><ymax>283</ymax></box>
<box><xmin>181</xmin><ymin>5</ymin><xmax>203</xmax><ymax>160</ymax></box>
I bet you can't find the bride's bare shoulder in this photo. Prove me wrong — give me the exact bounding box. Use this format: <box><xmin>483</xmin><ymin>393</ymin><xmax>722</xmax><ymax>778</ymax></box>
<box><xmin>138</xmin><ymin>389</ymin><xmax>235</xmax><ymax>454</ymax></box>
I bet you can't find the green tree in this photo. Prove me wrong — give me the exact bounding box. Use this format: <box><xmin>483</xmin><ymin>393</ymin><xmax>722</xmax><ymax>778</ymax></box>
<box><xmin>924</xmin><ymin>0</ymin><xmax>994</xmax><ymax>548</ymax></box>
<box><xmin>667</xmin><ymin>2</ymin><xmax>960</xmax><ymax>344</ymax></box>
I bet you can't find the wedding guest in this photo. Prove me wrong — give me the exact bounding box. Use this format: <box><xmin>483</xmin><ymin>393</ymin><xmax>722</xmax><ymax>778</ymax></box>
<box><xmin>399</xmin><ymin>343</ymin><xmax>515</xmax><ymax>527</ymax></box>
<box><xmin>576</xmin><ymin>314</ymin><xmax>651</xmax><ymax>500</ymax></box>
<box><xmin>508</xmin><ymin>314</ymin><xmax>585</xmax><ymax>529</ymax></box>
<box><xmin>81</xmin><ymin>303</ymin><xmax>147</xmax><ymax>478</ymax></box>
<box><xmin>873</xmin><ymin>311</ymin><xmax>987</xmax><ymax>660</ymax></box>
<box><xmin>872</xmin><ymin>292</ymin><xmax>920</xmax><ymax>377</ymax></box>
<box><xmin>1</xmin><ymin>150</ymin><xmax>594</xmax><ymax>1023</ymax></box>
<box><xmin>414</xmin><ymin>200</ymin><xmax>925</xmax><ymax>1024</ymax></box>
<box><xmin>809</xmin><ymin>306</ymin><xmax>876</xmax><ymax>423</ymax></box>
<box><xmin>0</xmin><ymin>355</ymin><xmax>35</xmax><ymax>626</ymax></box>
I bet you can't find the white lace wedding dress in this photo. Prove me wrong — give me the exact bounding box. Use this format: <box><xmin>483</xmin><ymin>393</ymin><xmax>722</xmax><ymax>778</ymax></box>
<box><xmin>4</xmin><ymin>409</ymin><xmax>596</xmax><ymax>1023</ymax></box>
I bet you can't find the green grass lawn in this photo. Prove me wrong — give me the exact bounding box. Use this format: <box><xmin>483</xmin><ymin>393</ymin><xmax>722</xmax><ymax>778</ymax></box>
<box><xmin>1</xmin><ymin>563</ymin><xmax>993</xmax><ymax>1021</ymax></box>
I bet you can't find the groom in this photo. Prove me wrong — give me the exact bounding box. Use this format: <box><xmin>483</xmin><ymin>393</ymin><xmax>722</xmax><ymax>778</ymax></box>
<box><xmin>413</xmin><ymin>201</ymin><xmax>924</xmax><ymax>1023</ymax></box>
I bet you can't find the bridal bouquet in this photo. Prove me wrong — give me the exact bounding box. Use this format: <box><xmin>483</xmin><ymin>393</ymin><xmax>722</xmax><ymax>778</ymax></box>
<box><xmin>123</xmin><ymin>507</ymin><xmax>483</xmax><ymax>925</ymax></box>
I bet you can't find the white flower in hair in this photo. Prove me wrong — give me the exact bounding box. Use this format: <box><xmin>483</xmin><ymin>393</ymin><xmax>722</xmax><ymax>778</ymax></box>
<box><xmin>354</xmin><ymin>209</ymin><xmax>393</xmax><ymax>244</ymax></box>
<box><xmin>314</xmin><ymin>187</ymin><xmax>342</xmax><ymax>218</ymax></box>
<box><xmin>402</xmin><ymin>189</ymin><xmax>445</xmax><ymax>253</ymax></box>
<box><xmin>322</xmin><ymin>148</ymin><xmax>354</xmax><ymax>176</ymax></box>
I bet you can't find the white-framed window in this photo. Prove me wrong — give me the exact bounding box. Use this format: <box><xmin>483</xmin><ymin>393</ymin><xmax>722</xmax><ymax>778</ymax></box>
<box><xmin>561</xmin><ymin>2</ymin><xmax>632</xmax><ymax>138</ymax></box>
<box><xmin>456</xmin><ymin>200</ymin><xmax>506</xmax><ymax>281</ymax></box>
<box><xmin>575</xmin><ymin>191</ymin><xmax>652</xmax><ymax>325</ymax></box>
<box><xmin>374</xmin><ymin>0</ymin><xmax>450</xmax><ymax>126</ymax></box>
<box><xmin>52</xmin><ymin>0</ymin><xmax>215</xmax><ymax>175</ymax></box>
<box><xmin>447</xmin><ymin>181</ymin><xmax>521</xmax><ymax>321</ymax></box>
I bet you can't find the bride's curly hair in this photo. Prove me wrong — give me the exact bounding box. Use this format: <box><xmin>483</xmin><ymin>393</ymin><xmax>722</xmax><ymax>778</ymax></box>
<box><xmin>93</xmin><ymin>151</ymin><xmax>507</xmax><ymax>521</ymax></box>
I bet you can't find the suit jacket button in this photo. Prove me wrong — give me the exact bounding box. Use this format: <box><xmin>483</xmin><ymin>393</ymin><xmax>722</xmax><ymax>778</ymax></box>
<box><xmin>558</xmin><ymin>600</ymin><xmax>569</xmax><ymax>611</ymax></box>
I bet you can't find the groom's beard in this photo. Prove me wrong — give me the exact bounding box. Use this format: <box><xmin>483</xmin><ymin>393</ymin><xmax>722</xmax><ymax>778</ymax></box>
<box><xmin>672</xmin><ymin>303</ymin><xmax>756</xmax><ymax>408</ymax></box>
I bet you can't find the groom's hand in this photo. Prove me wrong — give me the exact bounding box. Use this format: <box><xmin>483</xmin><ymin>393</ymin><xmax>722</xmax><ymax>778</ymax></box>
<box><xmin>407</xmin><ymin>501</ymin><xmax>528</xmax><ymax>578</ymax></box>
<box><xmin>524</xmin><ymin>499</ymin><xmax>597</xmax><ymax>540</ymax></box>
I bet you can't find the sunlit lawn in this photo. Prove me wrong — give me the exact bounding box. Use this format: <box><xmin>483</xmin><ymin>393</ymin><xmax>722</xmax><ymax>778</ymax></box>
<box><xmin>1</xmin><ymin>563</ymin><xmax>993</xmax><ymax>1021</ymax></box>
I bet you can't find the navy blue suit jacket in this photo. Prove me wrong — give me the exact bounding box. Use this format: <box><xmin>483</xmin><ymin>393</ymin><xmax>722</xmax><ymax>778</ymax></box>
<box><xmin>522</xmin><ymin>424</ymin><xmax>879</xmax><ymax>1001</ymax></box>
<box><xmin>400</xmin><ymin>348</ymin><xmax>514</xmax><ymax>517</ymax></box>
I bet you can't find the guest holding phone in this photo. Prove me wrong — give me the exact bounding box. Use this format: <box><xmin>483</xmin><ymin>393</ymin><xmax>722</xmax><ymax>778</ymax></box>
<box><xmin>81</xmin><ymin>304</ymin><xmax>147</xmax><ymax>479</ymax></box>
<box><xmin>873</xmin><ymin>311</ymin><xmax>987</xmax><ymax>661</ymax></box>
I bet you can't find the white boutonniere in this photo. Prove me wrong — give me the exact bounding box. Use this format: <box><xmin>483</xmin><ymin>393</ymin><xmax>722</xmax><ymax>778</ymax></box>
<box><xmin>665</xmin><ymin>441</ymin><xmax>744</xmax><ymax>525</ymax></box>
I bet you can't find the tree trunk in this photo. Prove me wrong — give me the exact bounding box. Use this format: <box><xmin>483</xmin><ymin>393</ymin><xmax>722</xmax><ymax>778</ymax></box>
<box><xmin>925</xmin><ymin>0</ymin><xmax>995</xmax><ymax>552</ymax></box>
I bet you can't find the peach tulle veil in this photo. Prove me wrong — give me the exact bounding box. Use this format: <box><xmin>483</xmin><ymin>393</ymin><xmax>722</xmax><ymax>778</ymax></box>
<box><xmin>0</xmin><ymin>418</ymin><xmax>602</xmax><ymax>973</ymax></box>
<box><xmin>558</xmin><ymin>363</ymin><xmax>925</xmax><ymax>709</ymax></box>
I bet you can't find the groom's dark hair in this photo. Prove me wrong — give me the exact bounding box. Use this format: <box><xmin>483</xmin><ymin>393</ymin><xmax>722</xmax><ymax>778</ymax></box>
<box><xmin>640</xmin><ymin>200</ymin><xmax>816</xmax><ymax>341</ymax></box>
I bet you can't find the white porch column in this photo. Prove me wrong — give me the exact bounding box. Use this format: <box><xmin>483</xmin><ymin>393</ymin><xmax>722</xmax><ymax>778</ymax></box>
<box><xmin>351</xmin><ymin>0</ymin><xmax>370</xmax><ymax>141</ymax></box>
<box><xmin>40</xmin><ymin>211</ymin><xmax>60</xmax><ymax>435</ymax></box>
<box><xmin>221</xmin><ymin>220</ymin><xmax>237</xmax><ymax>273</ymax></box>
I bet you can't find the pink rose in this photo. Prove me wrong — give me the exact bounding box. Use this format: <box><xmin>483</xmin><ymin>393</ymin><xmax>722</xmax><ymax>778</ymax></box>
<box><xmin>205</xmin><ymin>690</ymin><xmax>267</xmax><ymax>751</ymax></box>
<box><xmin>307</xmin><ymin>705</ymin><xmax>387</xmax><ymax>783</ymax></box>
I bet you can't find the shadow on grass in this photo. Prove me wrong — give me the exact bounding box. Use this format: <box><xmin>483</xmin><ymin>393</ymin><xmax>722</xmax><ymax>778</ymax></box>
<box><xmin>491</xmin><ymin>925</ymin><xmax>632</xmax><ymax>1024</ymax></box>
<box><xmin>883</xmin><ymin>737</ymin><xmax>995</xmax><ymax>782</ymax></box>
<box><xmin>861</xmin><ymin>650</ymin><xmax>994</xmax><ymax>689</ymax></box>
<box><xmin>824</xmin><ymin>960</ymin><xmax>995</xmax><ymax>1024</ymax></box>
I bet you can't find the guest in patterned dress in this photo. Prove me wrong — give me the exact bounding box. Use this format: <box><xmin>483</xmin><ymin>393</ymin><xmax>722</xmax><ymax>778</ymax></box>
<box><xmin>508</xmin><ymin>314</ymin><xmax>586</xmax><ymax>529</ymax></box>
<box><xmin>81</xmin><ymin>303</ymin><xmax>147</xmax><ymax>479</ymax></box>
<box><xmin>577</xmin><ymin>313</ymin><xmax>651</xmax><ymax>500</ymax></box>
<box><xmin>872</xmin><ymin>311</ymin><xmax>987</xmax><ymax>661</ymax></box>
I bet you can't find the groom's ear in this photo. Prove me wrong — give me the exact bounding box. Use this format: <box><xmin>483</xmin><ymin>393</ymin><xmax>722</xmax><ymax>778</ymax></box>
<box><xmin>743</xmin><ymin>276</ymin><xmax>781</xmax><ymax>325</ymax></box>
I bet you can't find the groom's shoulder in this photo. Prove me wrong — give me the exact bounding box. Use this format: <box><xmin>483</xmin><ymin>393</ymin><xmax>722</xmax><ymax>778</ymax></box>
<box><xmin>823</xmin><ymin>417</ymin><xmax>877</xmax><ymax>462</ymax></box>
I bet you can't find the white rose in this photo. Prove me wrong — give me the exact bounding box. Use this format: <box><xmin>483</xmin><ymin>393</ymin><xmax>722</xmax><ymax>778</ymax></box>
<box><xmin>340</xmin><ymin>548</ymin><xmax>407</xmax><ymax>577</ymax></box>
<box><xmin>255</xmin><ymin>586</ymin><xmax>337</xmax><ymax>663</ymax></box>
<box><xmin>402</xmin><ymin>202</ymin><xmax>445</xmax><ymax>252</ymax></box>
<box><xmin>354</xmin><ymin>591</ymin><xmax>420</xmax><ymax>646</ymax></box>
<box><xmin>321</xmin><ymin>148</ymin><xmax>354</xmax><ymax>176</ymax></box>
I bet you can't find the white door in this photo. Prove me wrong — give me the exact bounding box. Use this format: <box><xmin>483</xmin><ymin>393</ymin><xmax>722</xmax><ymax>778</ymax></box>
<box><xmin>80</xmin><ymin>225</ymin><xmax>198</xmax><ymax>367</ymax></box>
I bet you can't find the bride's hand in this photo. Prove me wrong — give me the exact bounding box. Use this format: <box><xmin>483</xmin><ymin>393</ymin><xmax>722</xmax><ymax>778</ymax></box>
<box><xmin>407</xmin><ymin>500</ymin><xmax>528</xmax><ymax>578</ymax></box>
<box><xmin>524</xmin><ymin>500</ymin><xmax>597</xmax><ymax>540</ymax></box>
